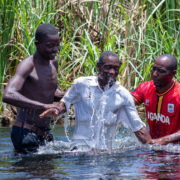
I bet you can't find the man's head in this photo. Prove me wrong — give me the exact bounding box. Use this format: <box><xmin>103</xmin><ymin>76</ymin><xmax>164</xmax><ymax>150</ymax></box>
<box><xmin>152</xmin><ymin>54</ymin><xmax>177</xmax><ymax>91</ymax></box>
<box><xmin>35</xmin><ymin>23</ymin><xmax>60</xmax><ymax>60</ymax></box>
<box><xmin>35</xmin><ymin>23</ymin><xmax>58</xmax><ymax>43</ymax></box>
<box><xmin>97</xmin><ymin>51</ymin><xmax>121</xmax><ymax>88</ymax></box>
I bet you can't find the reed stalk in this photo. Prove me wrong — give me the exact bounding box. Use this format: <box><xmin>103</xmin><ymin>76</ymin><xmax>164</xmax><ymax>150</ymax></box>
<box><xmin>0</xmin><ymin>0</ymin><xmax>179</xmax><ymax>115</ymax></box>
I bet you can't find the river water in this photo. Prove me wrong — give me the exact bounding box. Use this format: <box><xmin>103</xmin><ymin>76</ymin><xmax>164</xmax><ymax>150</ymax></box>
<box><xmin>0</xmin><ymin>125</ymin><xmax>180</xmax><ymax>180</ymax></box>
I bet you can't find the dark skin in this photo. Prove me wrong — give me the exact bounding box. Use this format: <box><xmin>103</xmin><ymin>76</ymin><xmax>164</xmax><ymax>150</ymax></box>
<box><xmin>3</xmin><ymin>33</ymin><xmax>64</xmax><ymax>127</ymax></box>
<box><xmin>40</xmin><ymin>55</ymin><xmax>152</xmax><ymax>144</ymax></box>
<box><xmin>151</xmin><ymin>56</ymin><xmax>176</xmax><ymax>93</ymax></box>
<box><xmin>97</xmin><ymin>56</ymin><xmax>121</xmax><ymax>90</ymax></box>
<box><xmin>134</xmin><ymin>55</ymin><xmax>179</xmax><ymax>145</ymax></box>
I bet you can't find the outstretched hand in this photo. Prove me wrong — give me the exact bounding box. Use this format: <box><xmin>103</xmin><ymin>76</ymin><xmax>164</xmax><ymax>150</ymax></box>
<box><xmin>40</xmin><ymin>101</ymin><xmax>66</xmax><ymax>118</ymax></box>
<box><xmin>40</xmin><ymin>108</ymin><xmax>59</xmax><ymax>118</ymax></box>
<box><xmin>148</xmin><ymin>137</ymin><xmax>168</xmax><ymax>145</ymax></box>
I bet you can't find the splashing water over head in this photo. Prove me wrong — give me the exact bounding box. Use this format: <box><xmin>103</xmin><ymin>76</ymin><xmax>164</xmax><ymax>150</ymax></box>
<box><xmin>104</xmin><ymin>76</ymin><xmax>116</xmax><ymax>90</ymax></box>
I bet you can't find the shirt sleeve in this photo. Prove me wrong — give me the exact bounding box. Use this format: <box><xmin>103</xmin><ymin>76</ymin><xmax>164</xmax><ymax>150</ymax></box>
<box><xmin>61</xmin><ymin>79</ymin><xmax>81</xmax><ymax>111</ymax></box>
<box><xmin>131</xmin><ymin>83</ymin><xmax>146</xmax><ymax>105</ymax></box>
<box><xmin>117</xmin><ymin>90</ymin><xmax>145</xmax><ymax>132</ymax></box>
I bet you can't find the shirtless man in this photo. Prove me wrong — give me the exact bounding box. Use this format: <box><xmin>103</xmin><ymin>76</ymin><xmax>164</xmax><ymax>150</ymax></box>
<box><xmin>40</xmin><ymin>51</ymin><xmax>152</xmax><ymax>151</ymax></box>
<box><xmin>3</xmin><ymin>23</ymin><xmax>64</xmax><ymax>153</ymax></box>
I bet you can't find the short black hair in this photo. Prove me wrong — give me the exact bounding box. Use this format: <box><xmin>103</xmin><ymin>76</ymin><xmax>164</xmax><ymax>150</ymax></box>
<box><xmin>158</xmin><ymin>54</ymin><xmax>177</xmax><ymax>71</ymax></box>
<box><xmin>35</xmin><ymin>23</ymin><xmax>58</xmax><ymax>43</ymax></box>
<box><xmin>97</xmin><ymin>51</ymin><xmax>120</xmax><ymax>66</ymax></box>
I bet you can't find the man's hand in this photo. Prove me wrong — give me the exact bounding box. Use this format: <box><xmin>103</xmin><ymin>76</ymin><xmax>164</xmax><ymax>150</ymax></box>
<box><xmin>135</xmin><ymin>126</ymin><xmax>152</xmax><ymax>144</ymax></box>
<box><xmin>40</xmin><ymin>101</ymin><xmax>66</xmax><ymax>118</ymax></box>
<box><xmin>40</xmin><ymin>108</ymin><xmax>60</xmax><ymax>118</ymax></box>
<box><xmin>149</xmin><ymin>131</ymin><xmax>180</xmax><ymax>145</ymax></box>
<box><xmin>149</xmin><ymin>137</ymin><xmax>169</xmax><ymax>145</ymax></box>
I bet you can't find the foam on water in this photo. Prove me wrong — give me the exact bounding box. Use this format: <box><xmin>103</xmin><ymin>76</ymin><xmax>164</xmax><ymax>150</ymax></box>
<box><xmin>36</xmin><ymin>137</ymin><xmax>180</xmax><ymax>156</ymax></box>
<box><xmin>37</xmin><ymin>141</ymin><xmax>70</xmax><ymax>154</ymax></box>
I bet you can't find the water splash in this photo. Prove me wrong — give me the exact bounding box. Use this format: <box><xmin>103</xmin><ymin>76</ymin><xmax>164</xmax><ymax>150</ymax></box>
<box><xmin>146</xmin><ymin>143</ymin><xmax>180</xmax><ymax>153</ymax></box>
<box><xmin>104</xmin><ymin>76</ymin><xmax>115</xmax><ymax>91</ymax></box>
<box><xmin>64</xmin><ymin>113</ymin><xmax>71</xmax><ymax>142</ymax></box>
<box><xmin>36</xmin><ymin>128</ymin><xmax>180</xmax><ymax>155</ymax></box>
<box><xmin>88</xmin><ymin>77</ymin><xmax>116</xmax><ymax>150</ymax></box>
<box><xmin>51</xmin><ymin>114</ymin><xmax>63</xmax><ymax>129</ymax></box>
<box><xmin>51</xmin><ymin>113</ymin><xmax>71</xmax><ymax>143</ymax></box>
<box><xmin>94</xmin><ymin>92</ymin><xmax>108</xmax><ymax>150</ymax></box>
<box><xmin>37</xmin><ymin>141</ymin><xmax>70</xmax><ymax>154</ymax></box>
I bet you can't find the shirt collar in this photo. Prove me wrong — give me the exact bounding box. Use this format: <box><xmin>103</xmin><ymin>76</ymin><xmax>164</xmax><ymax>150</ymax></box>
<box><xmin>89</xmin><ymin>76</ymin><xmax>119</xmax><ymax>92</ymax></box>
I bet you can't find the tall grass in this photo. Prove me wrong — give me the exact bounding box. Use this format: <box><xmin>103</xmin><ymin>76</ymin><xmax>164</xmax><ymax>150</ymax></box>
<box><xmin>0</xmin><ymin>0</ymin><xmax>18</xmax><ymax>111</ymax></box>
<box><xmin>0</xmin><ymin>0</ymin><xmax>179</xmax><ymax>114</ymax></box>
<box><xmin>57</xmin><ymin>0</ymin><xmax>180</xmax><ymax>89</ymax></box>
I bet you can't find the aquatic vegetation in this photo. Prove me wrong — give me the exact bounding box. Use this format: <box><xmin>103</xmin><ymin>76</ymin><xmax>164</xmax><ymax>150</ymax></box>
<box><xmin>0</xmin><ymin>0</ymin><xmax>179</xmax><ymax>116</ymax></box>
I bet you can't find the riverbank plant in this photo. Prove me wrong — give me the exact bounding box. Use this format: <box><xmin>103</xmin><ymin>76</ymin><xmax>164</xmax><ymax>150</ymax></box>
<box><xmin>0</xmin><ymin>0</ymin><xmax>179</xmax><ymax>117</ymax></box>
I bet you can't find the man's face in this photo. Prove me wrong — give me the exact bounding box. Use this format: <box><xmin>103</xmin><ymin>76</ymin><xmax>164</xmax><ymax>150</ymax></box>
<box><xmin>151</xmin><ymin>57</ymin><xmax>174</xmax><ymax>89</ymax></box>
<box><xmin>97</xmin><ymin>56</ymin><xmax>120</xmax><ymax>87</ymax></box>
<box><xmin>37</xmin><ymin>33</ymin><xmax>60</xmax><ymax>60</ymax></box>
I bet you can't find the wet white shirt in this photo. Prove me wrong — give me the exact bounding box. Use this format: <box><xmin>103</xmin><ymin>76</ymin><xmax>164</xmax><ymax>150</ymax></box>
<box><xmin>61</xmin><ymin>76</ymin><xmax>145</xmax><ymax>150</ymax></box>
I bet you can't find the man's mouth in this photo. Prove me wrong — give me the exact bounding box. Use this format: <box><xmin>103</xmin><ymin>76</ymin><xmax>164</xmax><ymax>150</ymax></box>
<box><xmin>153</xmin><ymin>78</ymin><xmax>160</xmax><ymax>85</ymax></box>
<box><xmin>49</xmin><ymin>53</ymin><xmax>56</xmax><ymax>59</ymax></box>
<box><xmin>107</xmin><ymin>76</ymin><xmax>115</xmax><ymax>86</ymax></box>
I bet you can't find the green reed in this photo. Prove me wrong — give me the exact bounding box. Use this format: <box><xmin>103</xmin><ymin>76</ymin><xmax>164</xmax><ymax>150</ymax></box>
<box><xmin>0</xmin><ymin>0</ymin><xmax>18</xmax><ymax>111</ymax></box>
<box><xmin>0</xmin><ymin>0</ymin><xmax>179</xmax><ymax>114</ymax></box>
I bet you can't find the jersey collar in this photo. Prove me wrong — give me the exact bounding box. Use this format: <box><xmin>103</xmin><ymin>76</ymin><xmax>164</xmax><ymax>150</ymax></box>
<box><xmin>156</xmin><ymin>80</ymin><xmax>175</xmax><ymax>96</ymax></box>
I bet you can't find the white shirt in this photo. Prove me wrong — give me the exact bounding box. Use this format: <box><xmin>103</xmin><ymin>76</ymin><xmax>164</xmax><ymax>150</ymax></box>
<box><xmin>61</xmin><ymin>76</ymin><xmax>145</xmax><ymax>150</ymax></box>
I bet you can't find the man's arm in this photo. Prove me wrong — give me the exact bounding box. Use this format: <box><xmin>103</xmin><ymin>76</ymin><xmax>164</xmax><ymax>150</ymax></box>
<box><xmin>3</xmin><ymin>58</ymin><xmax>53</xmax><ymax>110</ymax></box>
<box><xmin>131</xmin><ymin>83</ymin><xmax>147</xmax><ymax>105</ymax></box>
<box><xmin>150</xmin><ymin>130</ymin><xmax>180</xmax><ymax>145</ymax></box>
<box><xmin>134</xmin><ymin>126</ymin><xmax>152</xmax><ymax>144</ymax></box>
<box><xmin>40</xmin><ymin>78</ymin><xmax>80</xmax><ymax>118</ymax></box>
<box><xmin>117</xmin><ymin>88</ymin><xmax>152</xmax><ymax>144</ymax></box>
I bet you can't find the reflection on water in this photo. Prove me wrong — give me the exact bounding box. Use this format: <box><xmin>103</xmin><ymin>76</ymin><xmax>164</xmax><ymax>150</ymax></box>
<box><xmin>0</xmin><ymin>125</ymin><xmax>180</xmax><ymax>179</ymax></box>
<box><xmin>137</xmin><ymin>150</ymin><xmax>180</xmax><ymax>180</ymax></box>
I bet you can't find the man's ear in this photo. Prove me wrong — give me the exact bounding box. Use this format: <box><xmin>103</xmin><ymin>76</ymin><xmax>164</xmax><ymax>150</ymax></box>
<box><xmin>171</xmin><ymin>70</ymin><xmax>176</xmax><ymax>77</ymax></box>
<box><xmin>35</xmin><ymin>40</ymin><xmax>39</xmax><ymax>47</ymax></box>
<box><xmin>96</xmin><ymin>63</ymin><xmax>101</xmax><ymax>73</ymax></box>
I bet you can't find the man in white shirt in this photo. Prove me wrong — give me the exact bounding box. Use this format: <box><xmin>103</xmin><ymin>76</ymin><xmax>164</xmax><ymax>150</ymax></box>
<box><xmin>40</xmin><ymin>51</ymin><xmax>152</xmax><ymax>151</ymax></box>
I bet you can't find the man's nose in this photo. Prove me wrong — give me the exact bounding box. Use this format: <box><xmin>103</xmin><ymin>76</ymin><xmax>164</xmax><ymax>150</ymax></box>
<box><xmin>109</xmin><ymin>68</ymin><xmax>116</xmax><ymax>75</ymax></box>
<box><xmin>53</xmin><ymin>46</ymin><xmax>59</xmax><ymax>52</ymax></box>
<box><xmin>152</xmin><ymin>70</ymin><xmax>158</xmax><ymax>77</ymax></box>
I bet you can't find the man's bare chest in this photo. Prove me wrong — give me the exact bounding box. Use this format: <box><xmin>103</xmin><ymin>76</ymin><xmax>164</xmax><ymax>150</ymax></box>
<box><xmin>27</xmin><ymin>64</ymin><xmax>58</xmax><ymax>89</ymax></box>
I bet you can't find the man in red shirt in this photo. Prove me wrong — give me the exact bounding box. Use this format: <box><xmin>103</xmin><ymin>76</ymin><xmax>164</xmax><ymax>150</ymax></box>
<box><xmin>131</xmin><ymin>54</ymin><xmax>180</xmax><ymax>145</ymax></box>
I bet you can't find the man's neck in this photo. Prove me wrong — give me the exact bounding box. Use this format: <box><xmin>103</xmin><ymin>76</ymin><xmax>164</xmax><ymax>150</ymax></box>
<box><xmin>34</xmin><ymin>52</ymin><xmax>50</xmax><ymax>66</ymax></box>
<box><xmin>156</xmin><ymin>80</ymin><xmax>174</xmax><ymax>94</ymax></box>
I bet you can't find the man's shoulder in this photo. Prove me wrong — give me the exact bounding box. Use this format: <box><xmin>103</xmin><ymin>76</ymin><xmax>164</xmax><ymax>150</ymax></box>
<box><xmin>174</xmin><ymin>81</ymin><xmax>180</xmax><ymax>103</ymax></box>
<box><xmin>15</xmin><ymin>56</ymin><xmax>34</xmax><ymax>74</ymax></box>
<box><xmin>74</xmin><ymin>76</ymin><xmax>97</xmax><ymax>85</ymax></box>
<box><xmin>114</xmin><ymin>83</ymin><xmax>132</xmax><ymax>98</ymax></box>
<box><xmin>51</xmin><ymin>57</ymin><xmax>58</xmax><ymax>68</ymax></box>
<box><xmin>175</xmin><ymin>81</ymin><xmax>180</xmax><ymax>88</ymax></box>
<box><xmin>135</xmin><ymin>80</ymin><xmax>154</xmax><ymax>91</ymax></box>
<box><xmin>130</xmin><ymin>80</ymin><xmax>154</xmax><ymax>104</ymax></box>
<box><xmin>171</xmin><ymin>81</ymin><xmax>180</xmax><ymax>95</ymax></box>
<box><xmin>21</xmin><ymin>55</ymin><xmax>34</xmax><ymax>62</ymax></box>
<box><xmin>115</xmin><ymin>82</ymin><xmax>129</xmax><ymax>93</ymax></box>
<box><xmin>139</xmin><ymin>80</ymin><xmax>153</xmax><ymax>86</ymax></box>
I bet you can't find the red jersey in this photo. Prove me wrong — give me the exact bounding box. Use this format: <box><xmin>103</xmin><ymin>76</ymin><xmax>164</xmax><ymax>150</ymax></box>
<box><xmin>131</xmin><ymin>80</ymin><xmax>180</xmax><ymax>139</ymax></box>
